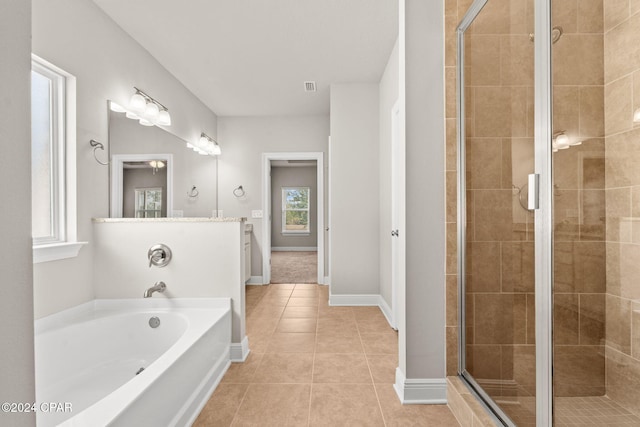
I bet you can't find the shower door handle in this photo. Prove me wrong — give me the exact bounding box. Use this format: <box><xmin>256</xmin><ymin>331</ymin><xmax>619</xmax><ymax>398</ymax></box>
<box><xmin>528</xmin><ymin>173</ymin><xmax>540</xmax><ymax>210</ymax></box>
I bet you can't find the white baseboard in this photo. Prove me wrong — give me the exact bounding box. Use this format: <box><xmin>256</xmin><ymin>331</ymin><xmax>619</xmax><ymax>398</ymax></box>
<box><xmin>329</xmin><ymin>293</ymin><xmax>380</xmax><ymax>306</ymax></box>
<box><xmin>271</xmin><ymin>247</ymin><xmax>318</xmax><ymax>252</ymax></box>
<box><xmin>329</xmin><ymin>293</ymin><xmax>395</xmax><ymax>329</ymax></box>
<box><xmin>247</xmin><ymin>276</ymin><xmax>264</xmax><ymax>285</ymax></box>
<box><xmin>393</xmin><ymin>368</ymin><xmax>447</xmax><ymax>404</ymax></box>
<box><xmin>230</xmin><ymin>336</ymin><xmax>250</xmax><ymax>362</ymax></box>
<box><xmin>378</xmin><ymin>296</ymin><xmax>396</xmax><ymax>330</ymax></box>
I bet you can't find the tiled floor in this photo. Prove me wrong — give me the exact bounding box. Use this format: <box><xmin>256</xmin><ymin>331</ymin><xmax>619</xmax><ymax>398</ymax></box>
<box><xmin>554</xmin><ymin>396</ymin><xmax>640</xmax><ymax>426</ymax></box>
<box><xmin>493</xmin><ymin>395</ymin><xmax>640</xmax><ymax>426</ymax></box>
<box><xmin>194</xmin><ymin>283</ymin><xmax>461</xmax><ymax>426</ymax></box>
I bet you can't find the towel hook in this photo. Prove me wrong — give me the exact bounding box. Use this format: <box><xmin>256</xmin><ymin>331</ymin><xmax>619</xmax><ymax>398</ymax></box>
<box><xmin>90</xmin><ymin>139</ymin><xmax>109</xmax><ymax>166</ymax></box>
<box><xmin>187</xmin><ymin>186</ymin><xmax>199</xmax><ymax>198</ymax></box>
<box><xmin>233</xmin><ymin>185</ymin><xmax>245</xmax><ymax>198</ymax></box>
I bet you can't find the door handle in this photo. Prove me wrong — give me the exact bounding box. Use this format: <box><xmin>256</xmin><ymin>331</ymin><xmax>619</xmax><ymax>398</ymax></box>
<box><xmin>528</xmin><ymin>173</ymin><xmax>539</xmax><ymax>210</ymax></box>
<box><xmin>391</xmin><ymin>230</ymin><xmax>399</xmax><ymax>237</ymax></box>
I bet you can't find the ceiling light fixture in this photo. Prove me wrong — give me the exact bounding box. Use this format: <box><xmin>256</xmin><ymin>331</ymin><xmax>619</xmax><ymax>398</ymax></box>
<box><xmin>634</xmin><ymin>107</ymin><xmax>640</xmax><ymax>123</ymax></box>
<box><xmin>148</xmin><ymin>159</ymin><xmax>165</xmax><ymax>174</ymax></box>
<box><xmin>111</xmin><ymin>87</ymin><xmax>172</xmax><ymax>128</ymax></box>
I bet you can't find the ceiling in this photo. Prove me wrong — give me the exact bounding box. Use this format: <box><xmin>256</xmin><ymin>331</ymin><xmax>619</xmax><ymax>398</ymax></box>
<box><xmin>92</xmin><ymin>0</ymin><xmax>398</xmax><ymax>117</ymax></box>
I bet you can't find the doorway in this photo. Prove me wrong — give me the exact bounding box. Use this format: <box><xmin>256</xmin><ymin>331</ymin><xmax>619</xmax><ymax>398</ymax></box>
<box><xmin>270</xmin><ymin>163</ymin><xmax>318</xmax><ymax>283</ymax></box>
<box><xmin>262</xmin><ymin>152</ymin><xmax>325</xmax><ymax>285</ymax></box>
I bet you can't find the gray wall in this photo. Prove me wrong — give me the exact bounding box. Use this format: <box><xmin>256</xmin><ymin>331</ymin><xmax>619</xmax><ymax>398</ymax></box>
<box><xmin>329</xmin><ymin>84</ymin><xmax>380</xmax><ymax>295</ymax></box>
<box><xmin>401</xmin><ymin>0</ymin><xmax>446</xmax><ymax>381</ymax></box>
<box><xmin>217</xmin><ymin>116</ymin><xmax>329</xmax><ymax>278</ymax></box>
<box><xmin>378</xmin><ymin>39</ymin><xmax>400</xmax><ymax>309</ymax></box>
<box><xmin>271</xmin><ymin>166</ymin><xmax>318</xmax><ymax>249</ymax></box>
<box><xmin>122</xmin><ymin>168</ymin><xmax>168</xmax><ymax>217</ymax></box>
<box><xmin>0</xmin><ymin>0</ymin><xmax>36</xmax><ymax>424</ymax></box>
<box><xmin>32</xmin><ymin>0</ymin><xmax>218</xmax><ymax>318</ymax></box>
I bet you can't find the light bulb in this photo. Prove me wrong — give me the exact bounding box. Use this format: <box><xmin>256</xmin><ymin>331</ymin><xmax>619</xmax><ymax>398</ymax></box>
<box><xmin>634</xmin><ymin>107</ymin><xmax>640</xmax><ymax>123</ymax></box>
<box><xmin>149</xmin><ymin>160</ymin><xmax>165</xmax><ymax>168</ymax></box>
<box><xmin>139</xmin><ymin>118</ymin><xmax>154</xmax><ymax>126</ymax></box>
<box><xmin>555</xmin><ymin>133</ymin><xmax>570</xmax><ymax>148</ymax></box>
<box><xmin>129</xmin><ymin>93</ymin><xmax>146</xmax><ymax>114</ymax></box>
<box><xmin>157</xmin><ymin>110</ymin><xmax>171</xmax><ymax>126</ymax></box>
<box><xmin>199</xmin><ymin>135</ymin><xmax>209</xmax><ymax>149</ymax></box>
<box><xmin>144</xmin><ymin>102</ymin><xmax>160</xmax><ymax>121</ymax></box>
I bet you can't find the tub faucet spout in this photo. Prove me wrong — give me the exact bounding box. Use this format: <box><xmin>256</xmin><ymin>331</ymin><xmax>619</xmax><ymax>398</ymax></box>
<box><xmin>144</xmin><ymin>281</ymin><xmax>166</xmax><ymax>298</ymax></box>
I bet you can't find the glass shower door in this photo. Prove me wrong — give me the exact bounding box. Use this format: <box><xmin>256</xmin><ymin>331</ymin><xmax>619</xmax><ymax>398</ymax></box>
<box><xmin>550</xmin><ymin>0</ymin><xmax>640</xmax><ymax>424</ymax></box>
<box><xmin>457</xmin><ymin>0</ymin><xmax>537</xmax><ymax>424</ymax></box>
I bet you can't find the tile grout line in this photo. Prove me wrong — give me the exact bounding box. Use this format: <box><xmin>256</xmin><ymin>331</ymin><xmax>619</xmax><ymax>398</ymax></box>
<box><xmin>228</xmin><ymin>381</ymin><xmax>251</xmax><ymax>426</ymax></box>
<box><xmin>355</xmin><ymin>308</ymin><xmax>389</xmax><ymax>427</ymax></box>
<box><xmin>307</xmin><ymin>284</ymin><xmax>321</xmax><ymax>427</ymax></box>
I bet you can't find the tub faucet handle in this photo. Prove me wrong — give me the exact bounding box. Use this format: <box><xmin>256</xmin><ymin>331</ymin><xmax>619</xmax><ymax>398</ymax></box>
<box><xmin>148</xmin><ymin>244</ymin><xmax>172</xmax><ymax>268</ymax></box>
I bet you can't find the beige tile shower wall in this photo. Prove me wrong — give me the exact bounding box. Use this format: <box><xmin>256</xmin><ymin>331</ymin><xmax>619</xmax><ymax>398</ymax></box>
<box><xmin>604</xmin><ymin>1</ymin><xmax>640</xmax><ymax>416</ymax></box>
<box><xmin>446</xmin><ymin>0</ymin><xmax>607</xmax><ymax>399</ymax></box>
<box><xmin>444</xmin><ymin>0</ymin><xmax>460</xmax><ymax>378</ymax></box>
<box><xmin>551</xmin><ymin>0</ymin><xmax>607</xmax><ymax>397</ymax></box>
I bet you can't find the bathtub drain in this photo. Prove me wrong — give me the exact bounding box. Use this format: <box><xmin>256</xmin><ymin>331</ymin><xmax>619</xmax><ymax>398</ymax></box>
<box><xmin>149</xmin><ymin>316</ymin><xmax>160</xmax><ymax>328</ymax></box>
<box><xmin>135</xmin><ymin>367</ymin><xmax>145</xmax><ymax>375</ymax></box>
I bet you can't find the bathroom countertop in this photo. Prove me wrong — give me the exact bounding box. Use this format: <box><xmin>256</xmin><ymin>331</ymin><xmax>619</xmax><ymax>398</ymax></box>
<box><xmin>92</xmin><ymin>217</ymin><xmax>247</xmax><ymax>223</ymax></box>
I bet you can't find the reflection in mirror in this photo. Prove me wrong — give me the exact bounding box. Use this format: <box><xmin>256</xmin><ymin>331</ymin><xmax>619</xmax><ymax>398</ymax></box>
<box><xmin>126</xmin><ymin>162</ymin><xmax>166</xmax><ymax>218</ymax></box>
<box><xmin>108</xmin><ymin>101</ymin><xmax>219</xmax><ymax>218</ymax></box>
<box><xmin>110</xmin><ymin>153</ymin><xmax>173</xmax><ymax>218</ymax></box>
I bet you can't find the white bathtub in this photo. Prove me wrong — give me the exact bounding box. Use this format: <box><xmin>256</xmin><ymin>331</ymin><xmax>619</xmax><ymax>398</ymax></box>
<box><xmin>35</xmin><ymin>298</ymin><xmax>231</xmax><ymax>427</ymax></box>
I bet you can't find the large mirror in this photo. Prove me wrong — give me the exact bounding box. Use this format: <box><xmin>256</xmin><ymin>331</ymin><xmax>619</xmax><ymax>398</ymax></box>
<box><xmin>108</xmin><ymin>101</ymin><xmax>219</xmax><ymax>218</ymax></box>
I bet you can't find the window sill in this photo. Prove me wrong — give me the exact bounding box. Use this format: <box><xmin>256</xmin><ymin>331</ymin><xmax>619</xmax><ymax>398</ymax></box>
<box><xmin>33</xmin><ymin>241</ymin><xmax>88</xmax><ymax>264</ymax></box>
<box><xmin>281</xmin><ymin>231</ymin><xmax>311</xmax><ymax>236</ymax></box>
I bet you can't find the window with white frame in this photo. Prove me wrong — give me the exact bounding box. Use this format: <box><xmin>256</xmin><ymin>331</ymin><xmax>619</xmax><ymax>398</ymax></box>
<box><xmin>134</xmin><ymin>188</ymin><xmax>163</xmax><ymax>218</ymax></box>
<box><xmin>31</xmin><ymin>59</ymin><xmax>66</xmax><ymax>245</ymax></box>
<box><xmin>282</xmin><ymin>187</ymin><xmax>310</xmax><ymax>234</ymax></box>
<box><xmin>31</xmin><ymin>55</ymin><xmax>84</xmax><ymax>263</ymax></box>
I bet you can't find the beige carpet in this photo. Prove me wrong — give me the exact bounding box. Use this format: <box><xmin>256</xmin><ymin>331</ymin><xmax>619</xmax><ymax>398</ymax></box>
<box><xmin>270</xmin><ymin>251</ymin><xmax>318</xmax><ymax>284</ymax></box>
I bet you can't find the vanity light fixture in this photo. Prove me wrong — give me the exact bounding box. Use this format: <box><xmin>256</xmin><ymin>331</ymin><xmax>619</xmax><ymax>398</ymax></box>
<box><xmin>110</xmin><ymin>87</ymin><xmax>172</xmax><ymax>128</ymax></box>
<box><xmin>190</xmin><ymin>132</ymin><xmax>222</xmax><ymax>156</ymax></box>
<box><xmin>634</xmin><ymin>107</ymin><xmax>640</xmax><ymax>123</ymax></box>
<box><xmin>552</xmin><ymin>131</ymin><xmax>581</xmax><ymax>153</ymax></box>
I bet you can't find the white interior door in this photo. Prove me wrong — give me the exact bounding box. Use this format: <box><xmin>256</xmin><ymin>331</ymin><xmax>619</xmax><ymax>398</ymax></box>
<box><xmin>390</xmin><ymin>101</ymin><xmax>403</xmax><ymax>330</ymax></box>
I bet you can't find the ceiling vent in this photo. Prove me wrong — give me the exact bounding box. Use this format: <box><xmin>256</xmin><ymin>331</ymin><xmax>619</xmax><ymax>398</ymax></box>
<box><xmin>304</xmin><ymin>81</ymin><xmax>317</xmax><ymax>92</ymax></box>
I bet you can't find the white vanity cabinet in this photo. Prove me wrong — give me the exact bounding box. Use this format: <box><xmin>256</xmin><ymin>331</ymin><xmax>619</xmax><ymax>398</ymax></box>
<box><xmin>244</xmin><ymin>224</ymin><xmax>252</xmax><ymax>283</ymax></box>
